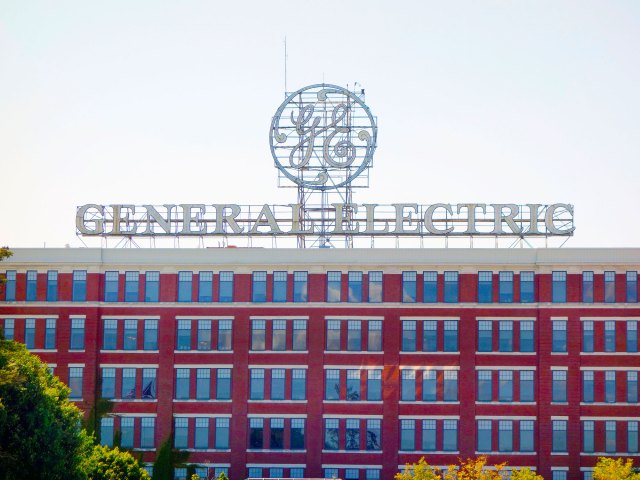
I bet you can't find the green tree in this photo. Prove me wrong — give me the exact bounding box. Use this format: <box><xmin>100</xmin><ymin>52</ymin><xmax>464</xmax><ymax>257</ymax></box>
<box><xmin>0</xmin><ymin>338</ymin><xmax>93</xmax><ymax>480</ymax></box>
<box><xmin>593</xmin><ymin>457</ymin><xmax>640</xmax><ymax>480</ymax></box>
<box><xmin>0</xmin><ymin>246</ymin><xmax>11</xmax><ymax>287</ymax></box>
<box><xmin>152</xmin><ymin>436</ymin><xmax>189</xmax><ymax>480</ymax></box>
<box><xmin>86</xmin><ymin>445</ymin><xmax>150</xmax><ymax>480</ymax></box>
<box><xmin>511</xmin><ymin>467</ymin><xmax>545</xmax><ymax>480</ymax></box>
<box><xmin>396</xmin><ymin>457</ymin><xmax>443</xmax><ymax>480</ymax></box>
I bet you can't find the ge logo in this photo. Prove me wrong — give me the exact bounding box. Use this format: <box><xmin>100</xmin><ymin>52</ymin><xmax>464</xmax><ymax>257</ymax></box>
<box><xmin>270</xmin><ymin>84</ymin><xmax>377</xmax><ymax>190</ymax></box>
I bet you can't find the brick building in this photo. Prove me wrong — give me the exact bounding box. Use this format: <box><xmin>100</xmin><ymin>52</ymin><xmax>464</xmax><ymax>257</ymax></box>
<box><xmin>1</xmin><ymin>247</ymin><xmax>639</xmax><ymax>480</ymax></box>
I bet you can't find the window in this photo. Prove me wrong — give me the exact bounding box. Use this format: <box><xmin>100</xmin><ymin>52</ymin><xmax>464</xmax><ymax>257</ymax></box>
<box><xmin>124</xmin><ymin>271</ymin><xmax>139</xmax><ymax>302</ymax></box>
<box><xmin>198</xmin><ymin>271</ymin><xmax>213</xmax><ymax>302</ymax></box>
<box><xmin>271</xmin><ymin>369</ymin><xmax>285</xmax><ymax>400</ymax></box>
<box><xmin>627</xmin><ymin>271</ymin><xmax>638</xmax><ymax>303</ymax></box>
<box><xmin>175</xmin><ymin>369</ymin><xmax>190</xmax><ymax>400</ymax></box>
<box><xmin>498</xmin><ymin>370</ymin><xmax>513</xmax><ymax>402</ymax></box>
<box><xmin>628</xmin><ymin>371</ymin><xmax>638</xmax><ymax>403</ymax></box>
<box><xmin>4</xmin><ymin>271</ymin><xmax>16</xmax><ymax>301</ymax></box>
<box><xmin>552</xmin><ymin>471</ymin><xmax>567</xmax><ymax>480</ymax></box>
<box><xmin>45</xmin><ymin>318</ymin><xmax>56</xmax><ymax>349</ymax></box>
<box><xmin>444</xmin><ymin>271</ymin><xmax>458</xmax><ymax>303</ymax></box>
<box><xmin>101</xmin><ymin>367</ymin><xmax>115</xmax><ymax>398</ymax></box>
<box><xmin>174</xmin><ymin>417</ymin><xmax>188</xmax><ymax>448</ymax></box>
<box><xmin>144</xmin><ymin>320</ymin><xmax>158</xmax><ymax>350</ymax></box>
<box><xmin>293</xmin><ymin>271</ymin><xmax>308</xmax><ymax>302</ymax></box>
<box><xmin>499</xmin><ymin>321</ymin><xmax>513</xmax><ymax>352</ymax></box>
<box><xmin>552</xmin><ymin>271</ymin><xmax>567</xmax><ymax>303</ymax></box>
<box><xmin>325</xmin><ymin>471</ymin><xmax>339</xmax><ymax>480</ymax></box>
<box><xmin>293</xmin><ymin>319</ymin><xmax>307</xmax><ymax>350</ymax></box>
<box><xmin>402</xmin><ymin>320</ymin><xmax>416</xmax><ymax>351</ymax></box>
<box><xmin>142</xmin><ymin>368</ymin><xmax>156</xmax><ymax>399</ymax></box>
<box><xmin>326</xmin><ymin>320</ymin><xmax>341</xmax><ymax>351</ymax></box>
<box><xmin>325</xmin><ymin>369</ymin><xmax>340</xmax><ymax>400</ymax></box>
<box><xmin>196</xmin><ymin>369</ymin><xmax>210</xmax><ymax>400</ymax></box>
<box><xmin>552</xmin><ymin>420</ymin><xmax>567</xmax><ymax>452</ymax></box>
<box><xmin>145</xmin><ymin>271</ymin><xmax>159</xmax><ymax>302</ymax></box>
<box><xmin>123</xmin><ymin>319</ymin><xmax>137</xmax><ymax>350</ymax></box>
<box><xmin>520</xmin><ymin>420</ymin><xmax>534</xmax><ymax>452</ymax></box>
<box><xmin>327</xmin><ymin>271</ymin><xmax>342</xmax><ymax>302</ymax></box>
<box><xmin>24</xmin><ymin>318</ymin><xmax>35</xmax><ymax>349</ymax></box>
<box><xmin>478</xmin><ymin>271</ymin><xmax>493</xmax><ymax>303</ymax></box>
<box><xmin>423</xmin><ymin>320</ymin><xmax>437</xmax><ymax>352</ymax></box>
<box><xmin>104</xmin><ymin>271</ymin><xmax>119</xmax><ymax>302</ymax></box>
<box><xmin>583</xmin><ymin>321</ymin><xmax>594</xmax><ymax>352</ymax></box>
<box><xmin>477</xmin><ymin>420</ymin><xmax>492</xmax><ymax>452</ymax></box>
<box><xmin>366</xmin><ymin>470</ymin><xmax>380</xmax><ymax>480</ymax></box>
<box><xmin>422</xmin><ymin>419</ymin><xmax>436</xmax><ymax>451</ymax></box>
<box><xmin>69</xmin><ymin>367</ymin><xmax>83</xmax><ymax>399</ymax></box>
<box><xmin>444</xmin><ymin>321</ymin><xmax>458</xmax><ymax>351</ymax></box>
<box><xmin>552</xmin><ymin>320</ymin><xmax>567</xmax><ymax>352</ymax></box>
<box><xmin>25</xmin><ymin>270</ymin><xmax>37</xmax><ymax>301</ymax></box>
<box><xmin>177</xmin><ymin>271</ymin><xmax>192</xmax><ymax>302</ymax></box>
<box><xmin>46</xmin><ymin>270</ymin><xmax>58</xmax><ymax>301</ymax></box>
<box><xmin>499</xmin><ymin>271</ymin><xmax>513</xmax><ymax>303</ymax></box>
<box><xmin>291</xmin><ymin>418</ymin><xmax>305</xmax><ymax>449</ymax></box>
<box><xmin>100</xmin><ymin>418</ymin><xmax>114</xmax><ymax>447</ymax></box>
<box><xmin>478</xmin><ymin>321</ymin><xmax>492</xmax><ymax>352</ymax></box>
<box><xmin>140</xmin><ymin>417</ymin><xmax>155</xmax><ymax>448</ymax></box>
<box><xmin>324</xmin><ymin>418</ymin><xmax>339</xmax><ymax>450</ymax></box>
<box><xmin>194</xmin><ymin>418</ymin><xmax>209</xmax><ymax>449</ymax></box>
<box><xmin>368</xmin><ymin>320</ymin><xmax>382</xmax><ymax>351</ymax></box>
<box><xmin>252</xmin><ymin>271</ymin><xmax>266</xmax><ymax>302</ymax></box>
<box><xmin>605</xmin><ymin>420</ymin><xmax>616</xmax><ymax>453</ymax></box>
<box><xmin>498</xmin><ymin>420</ymin><xmax>513</xmax><ymax>452</ymax></box>
<box><xmin>216</xmin><ymin>369</ymin><xmax>231</xmax><ymax>400</ymax></box>
<box><xmin>216</xmin><ymin>417</ymin><xmax>230</xmax><ymax>449</ymax></box>
<box><xmin>582</xmin><ymin>271</ymin><xmax>594</xmax><ymax>303</ymax></box>
<box><xmin>400</xmin><ymin>419</ymin><xmax>415</xmax><ymax>450</ymax></box>
<box><xmin>477</xmin><ymin>370</ymin><xmax>492</xmax><ymax>402</ymax></box>
<box><xmin>605</xmin><ymin>371</ymin><xmax>616</xmax><ymax>403</ymax></box>
<box><xmin>443</xmin><ymin>370</ymin><xmax>458</xmax><ymax>401</ymax></box>
<box><xmin>103</xmin><ymin>319</ymin><xmax>117</xmax><ymax>350</ymax></box>
<box><xmin>402</xmin><ymin>271</ymin><xmax>417</xmax><ymax>302</ymax></box>
<box><xmin>348</xmin><ymin>271</ymin><xmax>363</xmax><ymax>302</ymax></box>
<box><xmin>345</xmin><ymin>469</ymin><xmax>359</xmax><ymax>480</ymax></box>
<box><xmin>552</xmin><ymin>370</ymin><xmax>567</xmax><ymax>402</ymax></box>
<box><xmin>366</xmin><ymin>418</ymin><xmax>381</xmax><ymax>450</ymax></box>
<box><xmin>176</xmin><ymin>320</ymin><xmax>191</xmax><ymax>350</ymax></box>
<box><xmin>250</xmin><ymin>369</ymin><xmax>264</xmax><ymax>400</ymax></box>
<box><xmin>218</xmin><ymin>320</ymin><xmax>232</xmax><ymax>350</ymax></box>
<box><xmin>423</xmin><ymin>271</ymin><xmax>437</xmax><ymax>303</ymax></box>
<box><xmin>629</xmin><ymin>421</ymin><xmax>638</xmax><ymax>453</ymax></box>
<box><xmin>628</xmin><ymin>321</ymin><xmax>638</xmax><ymax>353</ymax></box>
<box><xmin>72</xmin><ymin>270</ymin><xmax>87</xmax><ymax>302</ymax></box>
<box><xmin>423</xmin><ymin>370</ymin><xmax>436</xmax><ymax>401</ymax></box>
<box><xmin>3</xmin><ymin>319</ymin><xmax>14</xmax><ymax>340</ymax></box>
<box><xmin>520</xmin><ymin>321</ymin><xmax>534</xmax><ymax>352</ymax></box>
<box><xmin>347</xmin><ymin>321</ymin><xmax>362</xmax><ymax>351</ymax></box>
<box><xmin>70</xmin><ymin>318</ymin><xmax>85</xmax><ymax>350</ymax></box>
<box><xmin>248</xmin><ymin>467</ymin><xmax>263</xmax><ymax>478</ymax></box>
<box><xmin>292</xmin><ymin>369</ymin><xmax>306</xmax><ymax>400</ymax></box>
<box><xmin>605</xmin><ymin>271</ymin><xmax>616</xmax><ymax>303</ymax></box>
<box><xmin>120</xmin><ymin>418</ymin><xmax>134</xmax><ymax>448</ymax></box>
<box><xmin>605</xmin><ymin>321</ymin><xmax>616</xmax><ymax>352</ymax></box>
<box><xmin>196</xmin><ymin>320</ymin><xmax>211</xmax><ymax>351</ymax></box>
<box><xmin>273</xmin><ymin>271</ymin><xmax>287</xmax><ymax>302</ymax></box>
<box><xmin>520</xmin><ymin>271</ymin><xmax>534</xmax><ymax>303</ymax></box>
<box><xmin>345</xmin><ymin>418</ymin><xmax>359</xmax><ymax>450</ymax></box>
<box><xmin>270</xmin><ymin>418</ymin><xmax>284</xmax><ymax>449</ymax></box>
<box><xmin>122</xmin><ymin>368</ymin><xmax>136</xmax><ymax>399</ymax></box>
<box><xmin>443</xmin><ymin>419</ymin><xmax>458</xmax><ymax>451</ymax></box>
<box><xmin>270</xmin><ymin>469</ymin><xmax>284</xmax><ymax>479</ymax></box>
<box><xmin>346</xmin><ymin>370</ymin><xmax>361</xmax><ymax>401</ymax></box>
<box><xmin>251</xmin><ymin>320</ymin><xmax>266</xmax><ymax>350</ymax></box>
<box><xmin>272</xmin><ymin>319</ymin><xmax>286</xmax><ymax>350</ymax></box>
<box><xmin>368</xmin><ymin>369</ymin><xmax>382</xmax><ymax>401</ymax></box>
<box><xmin>520</xmin><ymin>371</ymin><xmax>534</xmax><ymax>402</ymax></box>
<box><xmin>401</xmin><ymin>370</ymin><xmax>416</xmax><ymax>401</ymax></box>
<box><xmin>583</xmin><ymin>371</ymin><xmax>594</xmax><ymax>403</ymax></box>
<box><xmin>368</xmin><ymin>271</ymin><xmax>383</xmax><ymax>302</ymax></box>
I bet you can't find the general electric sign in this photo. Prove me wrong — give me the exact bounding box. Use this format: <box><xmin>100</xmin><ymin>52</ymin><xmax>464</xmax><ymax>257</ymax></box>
<box><xmin>76</xmin><ymin>84</ymin><xmax>575</xmax><ymax>239</ymax></box>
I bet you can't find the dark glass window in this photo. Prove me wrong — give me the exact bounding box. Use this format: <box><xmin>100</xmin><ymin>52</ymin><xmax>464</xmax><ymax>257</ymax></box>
<box><xmin>177</xmin><ymin>271</ymin><xmax>192</xmax><ymax>302</ymax></box>
<box><xmin>604</xmin><ymin>271</ymin><xmax>616</xmax><ymax>303</ymax></box>
<box><xmin>477</xmin><ymin>420</ymin><xmax>492</xmax><ymax>452</ymax></box>
<box><xmin>582</xmin><ymin>271</ymin><xmax>594</xmax><ymax>303</ymax></box>
<box><xmin>176</xmin><ymin>320</ymin><xmax>191</xmax><ymax>350</ymax></box>
<box><xmin>293</xmin><ymin>320</ymin><xmax>307</xmax><ymax>351</ymax></box>
<box><xmin>498</xmin><ymin>370</ymin><xmax>513</xmax><ymax>402</ymax></box>
<box><xmin>345</xmin><ymin>418</ymin><xmax>359</xmax><ymax>450</ymax></box>
<box><xmin>402</xmin><ymin>321</ymin><xmax>416</xmax><ymax>351</ymax></box>
<box><xmin>520</xmin><ymin>370</ymin><xmax>534</xmax><ymax>402</ymax></box>
<box><xmin>103</xmin><ymin>319</ymin><xmax>117</xmax><ymax>350</ymax></box>
<box><xmin>175</xmin><ymin>369</ymin><xmax>190</xmax><ymax>400</ymax></box>
<box><xmin>499</xmin><ymin>321</ymin><xmax>513</xmax><ymax>352</ymax></box>
<box><xmin>104</xmin><ymin>271</ymin><xmax>118</xmax><ymax>302</ymax></box>
<box><xmin>478</xmin><ymin>321</ymin><xmax>492</xmax><ymax>352</ymax></box>
<box><xmin>324</xmin><ymin>418</ymin><xmax>339</xmax><ymax>450</ymax></box>
<box><xmin>273</xmin><ymin>271</ymin><xmax>287</xmax><ymax>302</ymax></box>
<box><xmin>520</xmin><ymin>271</ymin><xmax>534</xmax><ymax>303</ymax></box>
<box><xmin>250</xmin><ymin>369</ymin><xmax>264</xmax><ymax>400</ymax></box>
<box><xmin>144</xmin><ymin>271</ymin><xmax>159</xmax><ymax>302</ymax></box>
<box><xmin>123</xmin><ymin>319</ymin><xmax>138</xmax><ymax>350</ymax></box>
<box><xmin>367</xmin><ymin>370</ymin><xmax>382</xmax><ymax>401</ymax></box>
<box><xmin>101</xmin><ymin>368</ymin><xmax>115</xmax><ymax>399</ymax></box>
<box><xmin>628</xmin><ymin>321</ymin><xmax>638</xmax><ymax>353</ymax></box>
<box><xmin>366</xmin><ymin>419</ymin><xmax>381</xmax><ymax>451</ymax></box>
<box><xmin>552</xmin><ymin>271</ymin><xmax>567</xmax><ymax>303</ymax></box>
<box><xmin>552</xmin><ymin>370</ymin><xmax>567</xmax><ymax>402</ymax></box>
<box><xmin>70</xmin><ymin>318</ymin><xmax>85</xmax><ymax>350</ymax></box>
<box><xmin>348</xmin><ymin>271</ymin><xmax>362</xmax><ymax>302</ymax></box>
<box><xmin>402</xmin><ymin>271</ymin><xmax>417</xmax><ymax>303</ymax></box>
<box><xmin>72</xmin><ymin>270</ymin><xmax>87</xmax><ymax>302</ymax></box>
<box><xmin>291</xmin><ymin>418</ymin><xmax>305</xmax><ymax>450</ymax></box>
<box><xmin>251</xmin><ymin>320</ymin><xmax>266</xmax><ymax>351</ymax></box>
<box><xmin>325</xmin><ymin>369</ymin><xmax>340</xmax><ymax>400</ymax></box>
<box><xmin>293</xmin><ymin>271</ymin><xmax>308</xmax><ymax>302</ymax></box>
<box><xmin>252</xmin><ymin>271</ymin><xmax>266</xmax><ymax>302</ymax></box>
<box><xmin>45</xmin><ymin>318</ymin><xmax>56</xmax><ymax>349</ymax></box>
<box><xmin>143</xmin><ymin>319</ymin><xmax>158</xmax><ymax>350</ymax></box>
<box><xmin>270</xmin><ymin>418</ymin><xmax>284</xmax><ymax>449</ymax></box>
<box><xmin>327</xmin><ymin>271</ymin><xmax>341</xmax><ymax>302</ymax></box>
<box><xmin>498</xmin><ymin>420</ymin><xmax>513</xmax><ymax>452</ymax></box>
<box><xmin>326</xmin><ymin>320</ymin><xmax>341</xmax><ymax>351</ymax></box>
<box><xmin>4</xmin><ymin>270</ymin><xmax>16</xmax><ymax>301</ymax></box>
<box><xmin>124</xmin><ymin>271</ymin><xmax>139</xmax><ymax>302</ymax></box>
<box><xmin>46</xmin><ymin>270</ymin><xmax>58</xmax><ymax>301</ymax></box>
<box><xmin>249</xmin><ymin>418</ymin><xmax>263</xmax><ymax>449</ymax></box>
<box><xmin>197</xmin><ymin>320</ymin><xmax>211</xmax><ymax>350</ymax></box>
<box><xmin>627</xmin><ymin>271</ymin><xmax>638</xmax><ymax>303</ymax></box>
<box><xmin>520</xmin><ymin>321</ymin><xmax>534</xmax><ymax>352</ymax></box>
<box><xmin>347</xmin><ymin>320</ymin><xmax>362</xmax><ymax>351</ymax></box>
<box><xmin>604</xmin><ymin>321</ymin><xmax>616</xmax><ymax>352</ymax></box>
<box><xmin>292</xmin><ymin>369</ymin><xmax>306</xmax><ymax>400</ymax></box>
<box><xmin>271</xmin><ymin>369</ymin><xmax>285</xmax><ymax>400</ymax></box>
<box><xmin>520</xmin><ymin>420</ymin><xmax>534</xmax><ymax>452</ymax></box>
<box><xmin>368</xmin><ymin>271</ymin><xmax>383</xmax><ymax>303</ymax></box>
<box><xmin>582</xmin><ymin>371</ymin><xmax>594</xmax><ymax>403</ymax></box>
<box><xmin>346</xmin><ymin>370</ymin><xmax>360</xmax><ymax>401</ymax></box>
<box><xmin>444</xmin><ymin>321</ymin><xmax>458</xmax><ymax>352</ymax></box>
<box><xmin>552</xmin><ymin>320</ymin><xmax>567</xmax><ymax>352</ymax></box>
<box><xmin>583</xmin><ymin>321</ymin><xmax>594</xmax><ymax>352</ymax></box>
<box><xmin>216</xmin><ymin>368</ymin><xmax>231</xmax><ymax>399</ymax></box>
<box><xmin>478</xmin><ymin>271</ymin><xmax>492</xmax><ymax>303</ymax></box>
<box><xmin>24</xmin><ymin>318</ymin><xmax>35</xmax><ymax>348</ymax></box>
<box><xmin>422</xmin><ymin>370</ymin><xmax>436</xmax><ymax>401</ymax></box>
<box><xmin>499</xmin><ymin>271</ymin><xmax>513</xmax><ymax>303</ymax></box>
<box><xmin>142</xmin><ymin>368</ymin><xmax>156</xmax><ymax>399</ymax></box>
<box><xmin>198</xmin><ymin>271</ymin><xmax>213</xmax><ymax>302</ymax></box>
<box><xmin>423</xmin><ymin>320</ymin><xmax>437</xmax><ymax>352</ymax></box>
<box><xmin>217</xmin><ymin>320</ymin><xmax>232</xmax><ymax>350</ymax></box>
<box><xmin>26</xmin><ymin>270</ymin><xmax>37</xmax><ymax>301</ymax></box>
<box><xmin>423</xmin><ymin>271</ymin><xmax>437</xmax><ymax>303</ymax></box>
<box><xmin>444</xmin><ymin>271</ymin><xmax>458</xmax><ymax>303</ymax></box>
<box><xmin>122</xmin><ymin>368</ymin><xmax>136</xmax><ymax>399</ymax></box>
<box><xmin>477</xmin><ymin>370</ymin><xmax>492</xmax><ymax>401</ymax></box>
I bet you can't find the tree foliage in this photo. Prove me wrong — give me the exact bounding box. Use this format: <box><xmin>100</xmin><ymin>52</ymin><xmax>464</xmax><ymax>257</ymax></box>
<box><xmin>152</xmin><ymin>436</ymin><xmax>189</xmax><ymax>480</ymax></box>
<box><xmin>86</xmin><ymin>445</ymin><xmax>150</xmax><ymax>480</ymax></box>
<box><xmin>593</xmin><ymin>457</ymin><xmax>640</xmax><ymax>480</ymax></box>
<box><xmin>510</xmin><ymin>468</ymin><xmax>545</xmax><ymax>480</ymax></box>
<box><xmin>0</xmin><ymin>246</ymin><xmax>11</xmax><ymax>286</ymax></box>
<box><xmin>0</xmin><ymin>339</ymin><xmax>93</xmax><ymax>480</ymax></box>
<box><xmin>397</xmin><ymin>458</ymin><xmax>546</xmax><ymax>480</ymax></box>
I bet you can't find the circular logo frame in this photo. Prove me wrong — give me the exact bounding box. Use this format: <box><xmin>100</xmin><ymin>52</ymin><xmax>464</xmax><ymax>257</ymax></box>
<box><xmin>269</xmin><ymin>84</ymin><xmax>377</xmax><ymax>190</ymax></box>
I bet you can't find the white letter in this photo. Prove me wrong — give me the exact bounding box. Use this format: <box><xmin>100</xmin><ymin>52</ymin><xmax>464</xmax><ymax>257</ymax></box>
<box><xmin>332</xmin><ymin>203</ymin><xmax>360</xmax><ymax>234</ymax></box>
<box><xmin>424</xmin><ymin>203</ymin><xmax>454</xmax><ymax>234</ymax></box>
<box><xmin>392</xmin><ymin>203</ymin><xmax>420</xmax><ymax>234</ymax></box>
<box><xmin>76</xmin><ymin>204</ymin><xmax>105</xmax><ymax>235</ymax></box>
<box><xmin>142</xmin><ymin>205</ymin><xmax>175</xmax><ymax>235</ymax></box>
<box><xmin>250</xmin><ymin>204</ymin><xmax>282</xmax><ymax>234</ymax></box>
<box><xmin>490</xmin><ymin>204</ymin><xmax>521</xmax><ymax>234</ymax></box>
<box><xmin>212</xmin><ymin>204</ymin><xmax>243</xmax><ymax>234</ymax></box>
<box><xmin>362</xmin><ymin>204</ymin><xmax>389</xmax><ymax>234</ymax></box>
<box><xmin>180</xmin><ymin>204</ymin><xmax>207</xmax><ymax>235</ymax></box>
<box><xmin>545</xmin><ymin>204</ymin><xmax>575</xmax><ymax>235</ymax></box>
<box><xmin>457</xmin><ymin>203</ymin><xmax>486</xmax><ymax>234</ymax></box>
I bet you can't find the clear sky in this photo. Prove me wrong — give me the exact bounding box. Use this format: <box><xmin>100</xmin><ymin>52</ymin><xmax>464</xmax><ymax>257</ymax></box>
<box><xmin>1</xmin><ymin>1</ymin><xmax>639</xmax><ymax>249</ymax></box>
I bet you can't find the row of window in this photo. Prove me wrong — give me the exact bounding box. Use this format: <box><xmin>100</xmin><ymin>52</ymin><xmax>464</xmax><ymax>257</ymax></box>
<box><xmin>248</xmin><ymin>417</ymin><xmax>307</xmax><ymax>450</ymax></box>
<box><xmin>98</xmin><ymin>416</ymin><xmax>155</xmax><ymax>448</ymax></box>
<box><xmin>321</xmin><ymin>418</ymin><xmax>382</xmax><ymax>451</ymax></box>
<box><xmin>581</xmin><ymin>370</ymin><xmax>638</xmax><ymax>403</ymax></box>
<box><xmin>582</xmin><ymin>420</ymin><xmax>639</xmax><ymax>453</ymax></box>
<box><xmin>5</xmin><ymin>269</ymin><xmax>638</xmax><ymax>303</ymax></box>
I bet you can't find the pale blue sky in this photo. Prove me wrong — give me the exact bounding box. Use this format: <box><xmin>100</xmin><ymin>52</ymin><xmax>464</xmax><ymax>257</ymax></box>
<box><xmin>1</xmin><ymin>1</ymin><xmax>639</xmax><ymax>248</ymax></box>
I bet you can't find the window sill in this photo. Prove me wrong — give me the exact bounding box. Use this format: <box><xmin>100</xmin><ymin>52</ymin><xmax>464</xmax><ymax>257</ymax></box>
<box><xmin>102</xmin><ymin>350</ymin><xmax>159</xmax><ymax>353</ymax></box>
<box><xmin>399</xmin><ymin>401</ymin><xmax>460</xmax><ymax>405</ymax></box>
<box><xmin>247</xmin><ymin>449</ymin><xmax>307</xmax><ymax>453</ymax></box>
<box><xmin>400</xmin><ymin>351</ymin><xmax>460</xmax><ymax>355</ymax></box>
<box><xmin>174</xmin><ymin>350</ymin><xmax>233</xmax><ymax>354</ymax></box>
<box><xmin>183</xmin><ymin>448</ymin><xmax>231</xmax><ymax>453</ymax></box>
<box><xmin>173</xmin><ymin>399</ymin><xmax>232</xmax><ymax>403</ymax></box>
<box><xmin>321</xmin><ymin>449</ymin><xmax>381</xmax><ymax>454</ymax></box>
<box><xmin>249</xmin><ymin>350</ymin><xmax>309</xmax><ymax>354</ymax></box>
<box><xmin>323</xmin><ymin>400</ymin><xmax>383</xmax><ymax>404</ymax></box>
<box><xmin>248</xmin><ymin>400</ymin><xmax>307</xmax><ymax>403</ymax></box>
<box><xmin>324</xmin><ymin>351</ymin><xmax>384</xmax><ymax>355</ymax></box>
<box><xmin>550</xmin><ymin>452</ymin><xmax>569</xmax><ymax>456</ymax></box>
<box><xmin>29</xmin><ymin>349</ymin><xmax>58</xmax><ymax>353</ymax></box>
<box><xmin>111</xmin><ymin>399</ymin><xmax>158</xmax><ymax>403</ymax></box>
<box><xmin>475</xmin><ymin>451</ymin><xmax>536</xmax><ymax>455</ymax></box>
<box><xmin>400</xmin><ymin>450</ymin><xmax>459</xmax><ymax>455</ymax></box>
